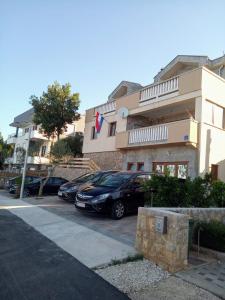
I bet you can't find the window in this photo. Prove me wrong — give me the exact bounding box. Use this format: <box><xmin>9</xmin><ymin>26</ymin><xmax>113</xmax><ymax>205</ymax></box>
<box><xmin>127</xmin><ymin>162</ymin><xmax>136</xmax><ymax>171</ymax></box>
<box><xmin>153</xmin><ymin>162</ymin><xmax>188</xmax><ymax>179</ymax></box>
<box><xmin>205</xmin><ymin>101</ymin><xmax>224</xmax><ymax>128</ymax></box>
<box><xmin>33</xmin><ymin>125</ymin><xmax>37</xmax><ymax>131</ymax></box>
<box><xmin>25</xmin><ymin>128</ymin><xmax>29</xmax><ymax>133</ymax></box>
<box><xmin>41</xmin><ymin>145</ymin><xmax>47</xmax><ymax>157</ymax></box>
<box><xmin>137</xmin><ymin>162</ymin><xmax>144</xmax><ymax>171</ymax></box>
<box><xmin>108</xmin><ymin>122</ymin><xmax>117</xmax><ymax>136</ymax></box>
<box><xmin>91</xmin><ymin>126</ymin><xmax>97</xmax><ymax>139</ymax></box>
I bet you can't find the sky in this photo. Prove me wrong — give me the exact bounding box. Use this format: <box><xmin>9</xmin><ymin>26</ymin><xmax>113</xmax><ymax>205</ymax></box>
<box><xmin>1</xmin><ymin>0</ymin><xmax>225</xmax><ymax>139</ymax></box>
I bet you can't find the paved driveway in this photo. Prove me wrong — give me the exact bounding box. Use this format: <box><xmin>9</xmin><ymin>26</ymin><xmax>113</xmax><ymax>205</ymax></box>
<box><xmin>22</xmin><ymin>194</ymin><xmax>138</xmax><ymax>246</ymax></box>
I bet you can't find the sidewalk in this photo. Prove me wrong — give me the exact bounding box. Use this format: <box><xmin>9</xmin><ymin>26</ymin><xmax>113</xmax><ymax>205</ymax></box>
<box><xmin>0</xmin><ymin>194</ymin><xmax>136</xmax><ymax>268</ymax></box>
<box><xmin>0</xmin><ymin>209</ymin><xmax>129</xmax><ymax>300</ymax></box>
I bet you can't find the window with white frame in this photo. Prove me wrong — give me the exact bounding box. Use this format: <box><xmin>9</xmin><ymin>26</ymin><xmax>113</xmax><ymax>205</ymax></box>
<box><xmin>205</xmin><ymin>101</ymin><xmax>224</xmax><ymax>128</ymax></box>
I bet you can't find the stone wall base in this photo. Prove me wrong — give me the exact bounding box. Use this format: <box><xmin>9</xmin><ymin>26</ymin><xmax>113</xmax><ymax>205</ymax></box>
<box><xmin>83</xmin><ymin>151</ymin><xmax>123</xmax><ymax>170</ymax></box>
<box><xmin>53</xmin><ymin>166</ymin><xmax>89</xmax><ymax>181</ymax></box>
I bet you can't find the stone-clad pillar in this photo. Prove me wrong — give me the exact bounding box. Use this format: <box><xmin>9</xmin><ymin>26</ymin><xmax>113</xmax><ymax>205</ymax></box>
<box><xmin>136</xmin><ymin>207</ymin><xmax>189</xmax><ymax>273</ymax></box>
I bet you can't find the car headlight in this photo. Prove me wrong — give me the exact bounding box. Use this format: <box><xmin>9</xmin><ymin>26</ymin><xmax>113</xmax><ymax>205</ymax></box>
<box><xmin>68</xmin><ymin>186</ymin><xmax>77</xmax><ymax>192</ymax></box>
<box><xmin>91</xmin><ymin>193</ymin><xmax>110</xmax><ymax>204</ymax></box>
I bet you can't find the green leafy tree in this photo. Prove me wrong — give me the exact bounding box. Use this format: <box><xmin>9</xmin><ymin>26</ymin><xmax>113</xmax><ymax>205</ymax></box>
<box><xmin>210</xmin><ymin>180</ymin><xmax>225</xmax><ymax>207</ymax></box>
<box><xmin>0</xmin><ymin>132</ymin><xmax>14</xmax><ymax>169</ymax></box>
<box><xmin>30</xmin><ymin>82</ymin><xmax>80</xmax><ymax>140</ymax></box>
<box><xmin>50</xmin><ymin>139</ymin><xmax>72</xmax><ymax>163</ymax></box>
<box><xmin>65</xmin><ymin>132</ymin><xmax>83</xmax><ymax>157</ymax></box>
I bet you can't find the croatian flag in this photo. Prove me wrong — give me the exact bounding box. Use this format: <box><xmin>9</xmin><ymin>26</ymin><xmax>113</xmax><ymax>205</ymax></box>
<box><xmin>95</xmin><ymin>112</ymin><xmax>104</xmax><ymax>133</ymax></box>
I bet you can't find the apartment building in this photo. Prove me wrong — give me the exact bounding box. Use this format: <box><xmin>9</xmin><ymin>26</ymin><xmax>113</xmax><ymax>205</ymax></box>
<box><xmin>83</xmin><ymin>55</ymin><xmax>225</xmax><ymax>181</ymax></box>
<box><xmin>6</xmin><ymin>108</ymin><xmax>85</xmax><ymax>170</ymax></box>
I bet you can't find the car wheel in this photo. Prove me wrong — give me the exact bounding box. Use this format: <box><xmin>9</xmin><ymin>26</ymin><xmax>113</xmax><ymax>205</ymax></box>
<box><xmin>23</xmin><ymin>189</ymin><xmax>30</xmax><ymax>197</ymax></box>
<box><xmin>111</xmin><ymin>200</ymin><xmax>125</xmax><ymax>220</ymax></box>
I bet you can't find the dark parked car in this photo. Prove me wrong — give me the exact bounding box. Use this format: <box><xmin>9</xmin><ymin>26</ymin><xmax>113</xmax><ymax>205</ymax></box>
<box><xmin>10</xmin><ymin>176</ymin><xmax>68</xmax><ymax>196</ymax></box>
<box><xmin>7</xmin><ymin>176</ymin><xmax>40</xmax><ymax>193</ymax></box>
<box><xmin>75</xmin><ymin>171</ymin><xmax>152</xmax><ymax>219</ymax></box>
<box><xmin>58</xmin><ymin>171</ymin><xmax>118</xmax><ymax>202</ymax></box>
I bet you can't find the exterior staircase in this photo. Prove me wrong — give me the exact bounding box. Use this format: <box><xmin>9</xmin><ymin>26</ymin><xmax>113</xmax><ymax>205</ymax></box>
<box><xmin>58</xmin><ymin>158</ymin><xmax>100</xmax><ymax>172</ymax></box>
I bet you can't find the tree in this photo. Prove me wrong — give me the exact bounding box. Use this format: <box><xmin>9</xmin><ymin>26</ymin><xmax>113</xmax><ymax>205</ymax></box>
<box><xmin>0</xmin><ymin>133</ymin><xmax>14</xmax><ymax>169</ymax></box>
<box><xmin>64</xmin><ymin>132</ymin><xmax>83</xmax><ymax>157</ymax></box>
<box><xmin>30</xmin><ymin>82</ymin><xmax>80</xmax><ymax>140</ymax></box>
<box><xmin>50</xmin><ymin>139</ymin><xmax>72</xmax><ymax>163</ymax></box>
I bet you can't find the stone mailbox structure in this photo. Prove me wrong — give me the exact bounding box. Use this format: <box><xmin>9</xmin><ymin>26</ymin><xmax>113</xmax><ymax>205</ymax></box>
<box><xmin>136</xmin><ymin>207</ymin><xmax>189</xmax><ymax>273</ymax></box>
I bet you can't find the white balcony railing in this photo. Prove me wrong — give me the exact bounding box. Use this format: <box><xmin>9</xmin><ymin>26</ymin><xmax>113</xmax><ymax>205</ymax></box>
<box><xmin>94</xmin><ymin>101</ymin><xmax>116</xmax><ymax>115</ymax></box>
<box><xmin>128</xmin><ymin>124</ymin><xmax>168</xmax><ymax>145</ymax></box>
<box><xmin>140</xmin><ymin>76</ymin><xmax>179</xmax><ymax>103</ymax></box>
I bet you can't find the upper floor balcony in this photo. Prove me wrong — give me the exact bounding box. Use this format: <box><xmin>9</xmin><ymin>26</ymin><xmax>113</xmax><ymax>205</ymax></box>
<box><xmin>116</xmin><ymin>118</ymin><xmax>198</xmax><ymax>149</ymax></box>
<box><xmin>30</xmin><ymin>129</ymin><xmax>47</xmax><ymax>140</ymax></box>
<box><xmin>139</xmin><ymin>76</ymin><xmax>179</xmax><ymax>104</ymax></box>
<box><xmin>6</xmin><ymin>134</ymin><xmax>17</xmax><ymax>145</ymax></box>
<box><xmin>94</xmin><ymin>100</ymin><xmax>116</xmax><ymax>115</ymax></box>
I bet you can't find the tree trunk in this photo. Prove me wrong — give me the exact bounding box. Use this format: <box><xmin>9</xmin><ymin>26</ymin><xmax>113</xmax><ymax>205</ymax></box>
<box><xmin>37</xmin><ymin>165</ymin><xmax>56</xmax><ymax>197</ymax></box>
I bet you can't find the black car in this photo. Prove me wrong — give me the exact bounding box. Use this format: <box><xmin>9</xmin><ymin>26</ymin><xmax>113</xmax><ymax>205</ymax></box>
<box><xmin>7</xmin><ymin>176</ymin><xmax>40</xmax><ymax>193</ymax></box>
<box><xmin>10</xmin><ymin>176</ymin><xmax>68</xmax><ymax>196</ymax></box>
<box><xmin>75</xmin><ymin>171</ymin><xmax>152</xmax><ymax>219</ymax></box>
<box><xmin>58</xmin><ymin>171</ymin><xmax>118</xmax><ymax>202</ymax></box>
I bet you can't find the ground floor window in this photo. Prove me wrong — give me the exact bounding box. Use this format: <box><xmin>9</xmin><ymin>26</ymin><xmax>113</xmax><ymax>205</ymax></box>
<box><xmin>137</xmin><ymin>162</ymin><xmax>144</xmax><ymax>171</ymax></box>
<box><xmin>127</xmin><ymin>162</ymin><xmax>136</xmax><ymax>171</ymax></box>
<box><xmin>127</xmin><ymin>162</ymin><xmax>145</xmax><ymax>171</ymax></box>
<box><xmin>41</xmin><ymin>145</ymin><xmax>47</xmax><ymax>157</ymax></box>
<box><xmin>153</xmin><ymin>161</ymin><xmax>188</xmax><ymax>179</ymax></box>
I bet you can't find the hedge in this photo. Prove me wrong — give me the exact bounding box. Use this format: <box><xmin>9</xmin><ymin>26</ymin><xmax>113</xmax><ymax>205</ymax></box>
<box><xmin>193</xmin><ymin>220</ymin><xmax>225</xmax><ymax>252</ymax></box>
<box><xmin>143</xmin><ymin>174</ymin><xmax>225</xmax><ymax>208</ymax></box>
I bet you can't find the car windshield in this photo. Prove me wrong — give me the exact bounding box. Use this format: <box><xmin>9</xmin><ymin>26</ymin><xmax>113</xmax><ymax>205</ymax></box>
<box><xmin>97</xmin><ymin>174</ymin><xmax>133</xmax><ymax>188</ymax></box>
<box><xmin>32</xmin><ymin>178</ymin><xmax>43</xmax><ymax>184</ymax></box>
<box><xmin>72</xmin><ymin>173</ymin><xmax>97</xmax><ymax>183</ymax></box>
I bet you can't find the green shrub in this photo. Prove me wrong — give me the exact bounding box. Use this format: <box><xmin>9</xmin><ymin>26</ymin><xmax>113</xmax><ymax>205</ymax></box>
<box><xmin>210</xmin><ymin>181</ymin><xmax>225</xmax><ymax>207</ymax></box>
<box><xmin>143</xmin><ymin>173</ymin><xmax>222</xmax><ymax>208</ymax></box>
<box><xmin>193</xmin><ymin>220</ymin><xmax>225</xmax><ymax>252</ymax></box>
<box><xmin>188</xmin><ymin>176</ymin><xmax>212</xmax><ymax>207</ymax></box>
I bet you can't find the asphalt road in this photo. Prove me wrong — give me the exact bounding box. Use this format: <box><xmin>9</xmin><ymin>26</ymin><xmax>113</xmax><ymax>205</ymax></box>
<box><xmin>0</xmin><ymin>209</ymin><xmax>129</xmax><ymax>300</ymax></box>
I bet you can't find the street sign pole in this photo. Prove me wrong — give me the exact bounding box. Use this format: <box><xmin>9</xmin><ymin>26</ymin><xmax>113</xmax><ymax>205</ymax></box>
<box><xmin>20</xmin><ymin>127</ymin><xmax>31</xmax><ymax>199</ymax></box>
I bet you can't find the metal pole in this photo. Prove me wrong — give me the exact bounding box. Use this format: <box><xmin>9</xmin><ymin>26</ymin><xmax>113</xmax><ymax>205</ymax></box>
<box><xmin>20</xmin><ymin>127</ymin><xmax>31</xmax><ymax>199</ymax></box>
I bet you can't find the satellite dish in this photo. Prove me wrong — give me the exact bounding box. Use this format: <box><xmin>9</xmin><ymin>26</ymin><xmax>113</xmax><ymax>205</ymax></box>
<box><xmin>118</xmin><ymin>107</ymin><xmax>129</xmax><ymax>118</ymax></box>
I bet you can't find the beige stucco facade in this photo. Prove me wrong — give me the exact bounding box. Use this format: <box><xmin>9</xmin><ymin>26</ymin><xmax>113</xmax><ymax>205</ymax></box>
<box><xmin>83</xmin><ymin>55</ymin><xmax>225</xmax><ymax>181</ymax></box>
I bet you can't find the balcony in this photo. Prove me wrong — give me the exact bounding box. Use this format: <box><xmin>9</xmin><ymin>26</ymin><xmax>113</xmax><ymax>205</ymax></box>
<box><xmin>140</xmin><ymin>76</ymin><xmax>179</xmax><ymax>104</ymax></box>
<box><xmin>94</xmin><ymin>101</ymin><xmax>116</xmax><ymax>115</ymax></box>
<box><xmin>4</xmin><ymin>157</ymin><xmax>14</xmax><ymax>164</ymax></box>
<box><xmin>7</xmin><ymin>134</ymin><xmax>17</xmax><ymax>144</ymax></box>
<box><xmin>116</xmin><ymin>119</ymin><xmax>198</xmax><ymax>149</ymax></box>
<box><xmin>27</xmin><ymin>156</ymin><xmax>49</xmax><ymax>164</ymax></box>
<box><xmin>30</xmin><ymin>130</ymin><xmax>47</xmax><ymax>140</ymax></box>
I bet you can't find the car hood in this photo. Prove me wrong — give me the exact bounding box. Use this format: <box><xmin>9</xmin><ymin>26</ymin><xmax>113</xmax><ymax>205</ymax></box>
<box><xmin>78</xmin><ymin>185</ymin><xmax>116</xmax><ymax>197</ymax></box>
<box><xmin>59</xmin><ymin>182</ymin><xmax>80</xmax><ymax>190</ymax></box>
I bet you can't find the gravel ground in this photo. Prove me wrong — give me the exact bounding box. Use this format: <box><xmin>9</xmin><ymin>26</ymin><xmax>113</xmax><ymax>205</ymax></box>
<box><xmin>129</xmin><ymin>276</ymin><xmax>221</xmax><ymax>300</ymax></box>
<box><xmin>96</xmin><ymin>259</ymin><xmax>169</xmax><ymax>294</ymax></box>
<box><xmin>96</xmin><ymin>260</ymin><xmax>220</xmax><ymax>300</ymax></box>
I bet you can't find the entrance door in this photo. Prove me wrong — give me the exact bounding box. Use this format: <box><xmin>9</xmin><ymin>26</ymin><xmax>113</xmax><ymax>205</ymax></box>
<box><xmin>211</xmin><ymin>164</ymin><xmax>218</xmax><ymax>181</ymax></box>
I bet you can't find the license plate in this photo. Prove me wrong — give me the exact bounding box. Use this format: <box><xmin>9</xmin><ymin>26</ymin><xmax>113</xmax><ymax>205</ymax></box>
<box><xmin>58</xmin><ymin>191</ymin><xmax>63</xmax><ymax>196</ymax></box>
<box><xmin>76</xmin><ymin>201</ymin><xmax>85</xmax><ymax>208</ymax></box>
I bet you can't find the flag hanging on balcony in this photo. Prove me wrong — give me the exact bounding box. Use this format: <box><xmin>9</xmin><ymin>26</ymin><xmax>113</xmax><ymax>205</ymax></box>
<box><xmin>95</xmin><ymin>112</ymin><xmax>104</xmax><ymax>133</ymax></box>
